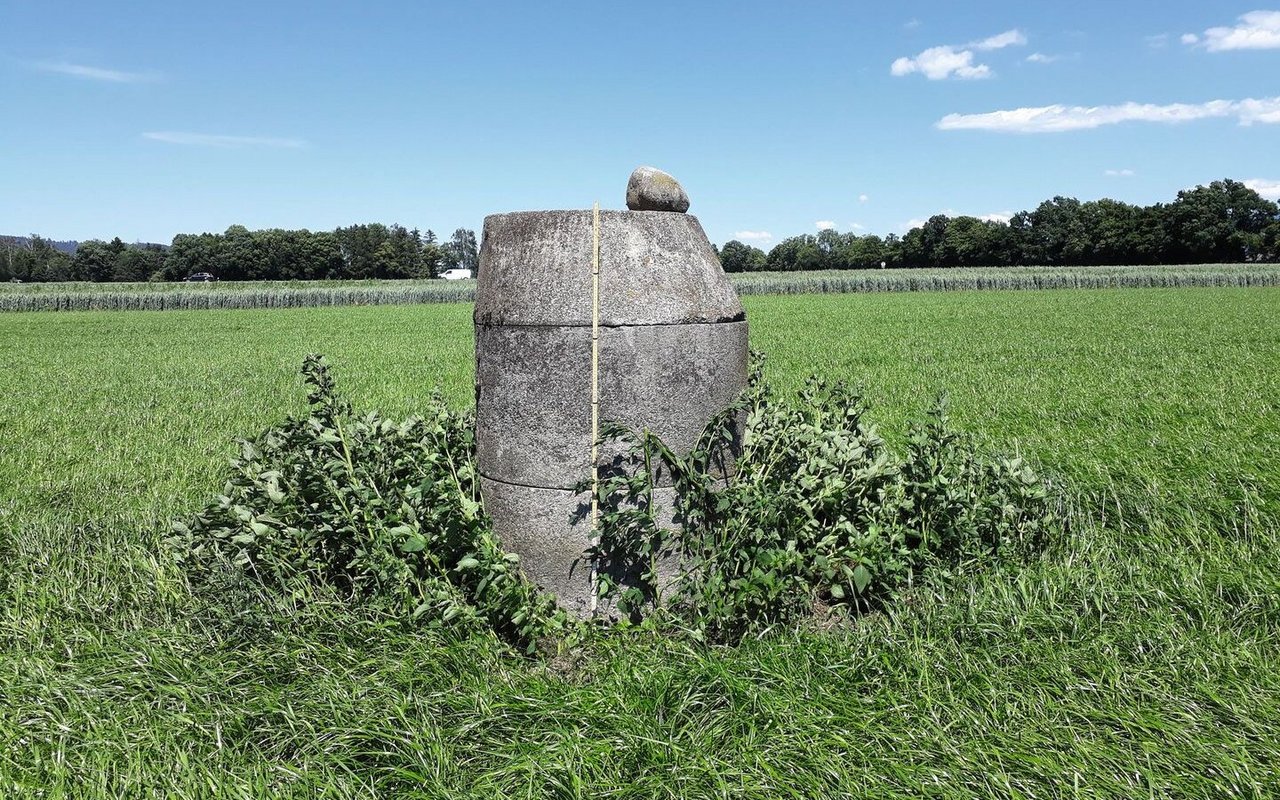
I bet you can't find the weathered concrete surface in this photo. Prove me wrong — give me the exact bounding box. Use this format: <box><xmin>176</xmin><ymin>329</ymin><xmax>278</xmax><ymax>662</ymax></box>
<box><xmin>476</xmin><ymin>321</ymin><xmax>748</xmax><ymax>489</ymax></box>
<box><xmin>625</xmin><ymin>166</ymin><xmax>691</xmax><ymax>213</ymax></box>
<box><xmin>480</xmin><ymin>477</ymin><xmax>683</xmax><ymax>619</ymax></box>
<box><xmin>475</xmin><ymin>202</ymin><xmax>748</xmax><ymax>619</ymax></box>
<box><xmin>475</xmin><ymin>210</ymin><xmax>743</xmax><ymax>327</ymax></box>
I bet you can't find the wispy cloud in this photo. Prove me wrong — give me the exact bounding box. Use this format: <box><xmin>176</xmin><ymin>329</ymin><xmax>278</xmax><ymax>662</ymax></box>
<box><xmin>858</xmin><ymin>193</ymin><xmax>869</xmax><ymax>203</ymax></box>
<box><xmin>815</xmin><ymin>220</ymin><xmax>836</xmax><ymax>231</ymax></box>
<box><xmin>1184</xmin><ymin>10</ymin><xmax>1280</xmax><ymax>51</ymax></box>
<box><xmin>1244</xmin><ymin>178</ymin><xmax>1280</xmax><ymax>199</ymax></box>
<box><xmin>972</xmin><ymin>30</ymin><xmax>1027</xmax><ymax>50</ymax></box>
<box><xmin>1145</xmin><ymin>33</ymin><xmax>1170</xmax><ymax>49</ymax></box>
<box><xmin>848</xmin><ymin>222</ymin><xmax>867</xmax><ymax>231</ymax></box>
<box><xmin>1105</xmin><ymin>168</ymin><xmax>1136</xmax><ymax>177</ymax></box>
<box><xmin>1026</xmin><ymin>52</ymin><xmax>1061</xmax><ymax>63</ymax></box>
<box><xmin>143</xmin><ymin>131</ymin><xmax>307</xmax><ymax>148</ymax></box>
<box><xmin>937</xmin><ymin>96</ymin><xmax>1280</xmax><ymax>133</ymax></box>
<box><xmin>734</xmin><ymin>230</ymin><xmax>772</xmax><ymax>242</ymax></box>
<box><xmin>891</xmin><ymin>29</ymin><xmax>1026</xmax><ymax>80</ymax></box>
<box><xmin>35</xmin><ymin>60</ymin><xmax>158</xmax><ymax>83</ymax></box>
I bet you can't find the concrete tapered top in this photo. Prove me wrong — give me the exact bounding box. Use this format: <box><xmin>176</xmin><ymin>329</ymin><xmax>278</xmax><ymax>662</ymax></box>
<box><xmin>474</xmin><ymin>210</ymin><xmax>743</xmax><ymax>327</ymax></box>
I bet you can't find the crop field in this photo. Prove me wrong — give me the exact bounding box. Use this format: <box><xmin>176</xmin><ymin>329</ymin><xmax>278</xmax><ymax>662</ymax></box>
<box><xmin>4</xmin><ymin>263</ymin><xmax>1280</xmax><ymax>312</ymax></box>
<box><xmin>2</xmin><ymin>287</ymin><xmax>1279</xmax><ymax>797</ymax></box>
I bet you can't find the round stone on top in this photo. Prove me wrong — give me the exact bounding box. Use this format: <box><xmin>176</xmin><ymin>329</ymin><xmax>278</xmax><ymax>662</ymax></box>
<box><xmin>626</xmin><ymin>166</ymin><xmax>690</xmax><ymax>213</ymax></box>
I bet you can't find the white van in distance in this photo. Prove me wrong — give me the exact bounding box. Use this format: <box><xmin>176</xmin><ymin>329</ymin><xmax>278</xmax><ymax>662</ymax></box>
<box><xmin>440</xmin><ymin>268</ymin><xmax>473</xmax><ymax>280</ymax></box>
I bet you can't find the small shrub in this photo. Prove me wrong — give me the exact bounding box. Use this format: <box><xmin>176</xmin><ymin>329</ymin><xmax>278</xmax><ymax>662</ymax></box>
<box><xmin>588</xmin><ymin>354</ymin><xmax>1057</xmax><ymax>640</ymax></box>
<box><xmin>171</xmin><ymin>355</ymin><xmax>566</xmax><ymax>649</ymax></box>
<box><xmin>173</xmin><ymin>353</ymin><xmax>1057</xmax><ymax>650</ymax></box>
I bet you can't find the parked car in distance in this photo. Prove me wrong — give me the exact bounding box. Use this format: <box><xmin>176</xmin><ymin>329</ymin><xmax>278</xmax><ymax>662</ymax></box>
<box><xmin>440</xmin><ymin>268</ymin><xmax>473</xmax><ymax>280</ymax></box>
<box><xmin>184</xmin><ymin>272</ymin><xmax>217</xmax><ymax>282</ymax></box>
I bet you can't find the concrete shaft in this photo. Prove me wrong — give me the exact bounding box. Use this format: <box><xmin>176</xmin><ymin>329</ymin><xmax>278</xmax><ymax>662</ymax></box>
<box><xmin>476</xmin><ymin>321</ymin><xmax>749</xmax><ymax>490</ymax></box>
<box><xmin>480</xmin><ymin>477</ymin><xmax>684</xmax><ymax>620</ymax></box>
<box><xmin>474</xmin><ymin>210</ymin><xmax>748</xmax><ymax>617</ymax></box>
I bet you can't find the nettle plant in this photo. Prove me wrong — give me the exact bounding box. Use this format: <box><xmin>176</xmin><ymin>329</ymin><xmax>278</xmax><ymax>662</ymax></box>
<box><xmin>171</xmin><ymin>355</ymin><xmax>567</xmax><ymax>648</ymax></box>
<box><xmin>173</xmin><ymin>353</ymin><xmax>1056</xmax><ymax>649</ymax></box>
<box><xmin>587</xmin><ymin>355</ymin><xmax>1056</xmax><ymax>640</ymax></box>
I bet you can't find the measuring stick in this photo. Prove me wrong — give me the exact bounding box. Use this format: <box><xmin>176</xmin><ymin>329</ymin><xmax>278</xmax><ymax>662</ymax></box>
<box><xmin>589</xmin><ymin>203</ymin><xmax>601</xmax><ymax>612</ymax></box>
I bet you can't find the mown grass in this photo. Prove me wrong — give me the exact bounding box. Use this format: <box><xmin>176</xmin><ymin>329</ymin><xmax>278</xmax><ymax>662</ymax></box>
<box><xmin>2</xmin><ymin>288</ymin><xmax>1278</xmax><ymax>797</ymax></box>
<box><xmin>5</xmin><ymin>263</ymin><xmax>1280</xmax><ymax>312</ymax></box>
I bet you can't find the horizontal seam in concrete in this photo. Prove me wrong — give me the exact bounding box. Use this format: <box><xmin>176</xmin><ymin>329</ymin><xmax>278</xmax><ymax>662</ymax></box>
<box><xmin>480</xmin><ymin>472</ymin><xmax>586</xmax><ymax>493</ymax></box>
<box><xmin>474</xmin><ymin>315</ymin><xmax>747</xmax><ymax>330</ymax></box>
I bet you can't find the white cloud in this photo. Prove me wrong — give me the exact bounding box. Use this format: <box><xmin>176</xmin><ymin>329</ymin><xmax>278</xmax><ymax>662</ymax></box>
<box><xmin>35</xmin><ymin>60</ymin><xmax>158</xmax><ymax>83</ymax></box>
<box><xmin>143</xmin><ymin>131</ymin><xmax>307</xmax><ymax>148</ymax></box>
<box><xmin>1026</xmin><ymin>52</ymin><xmax>1060</xmax><ymax>63</ymax></box>
<box><xmin>904</xmin><ymin>18</ymin><xmax>922</xmax><ymax>30</ymax></box>
<box><xmin>936</xmin><ymin>96</ymin><xmax>1280</xmax><ymax>133</ymax></box>
<box><xmin>971</xmin><ymin>29</ymin><xmax>1027</xmax><ymax>50</ymax></box>
<box><xmin>892</xmin><ymin>47</ymin><xmax>990</xmax><ymax>80</ymax></box>
<box><xmin>734</xmin><ymin>230</ymin><xmax>772</xmax><ymax>242</ymax></box>
<box><xmin>1244</xmin><ymin>178</ymin><xmax>1280</xmax><ymax>199</ymax></box>
<box><xmin>1238</xmin><ymin>97</ymin><xmax>1280</xmax><ymax>123</ymax></box>
<box><xmin>1105</xmin><ymin>168</ymin><xmax>1136</xmax><ymax>177</ymax></box>
<box><xmin>891</xmin><ymin>29</ymin><xmax>1024</xmax><ymax>80</ymax></box>
<box><xmin>858</xmin><ymin>193</ymin><xmax>869</xmax><ymax>203</ymax></box>
<box><xmin>848</xmin><ymin>222</ymin><xmax>867</xmax><ymax>231</ymax></box>
<box><xmin>815</xmin><ymin>220</ymin><xmax>836</xmax><ymax>231</ymax></box>
<box><xmin>1187</xmin><ymin>10</ymin><xmax>1280</xmax><ymax>51</ymax></box>
<box><xmin>978</xmin><ymin>212</ymin><xmax>1013</xmax><ymax>224</ymax></box>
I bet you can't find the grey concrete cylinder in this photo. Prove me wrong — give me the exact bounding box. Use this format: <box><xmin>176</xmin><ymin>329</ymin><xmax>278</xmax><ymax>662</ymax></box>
<box><xmin>474</xmin><ymin>209</ymin><xmax>748</xmax><ymax>619</ymax></box>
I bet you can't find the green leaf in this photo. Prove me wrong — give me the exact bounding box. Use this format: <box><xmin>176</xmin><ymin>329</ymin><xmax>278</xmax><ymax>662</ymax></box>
<box><xmin>853</xmin><ymin>563</ymin><xmax>872</xmax><ymax>593</ymax></box>
<box><xmin>401</xmin><ymin>534</ymin><xmax>427</xmax><ymax>553</ymax></box>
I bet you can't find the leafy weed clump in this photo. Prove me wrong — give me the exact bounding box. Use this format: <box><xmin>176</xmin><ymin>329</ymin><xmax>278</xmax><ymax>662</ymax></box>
<box><xmin>171</xmin><ymin>354</ymin><xmax>567</xmax><ymax>649</ymax></box>
<box><xmin>174</xmin><ymin>353</ymin><xmax>1057</xmax><ymax>649</ymax></box>
<box><xmin>589</xmin><ymin>355</ymin><xmax>1058</xmax><ymax>640</ymax></box>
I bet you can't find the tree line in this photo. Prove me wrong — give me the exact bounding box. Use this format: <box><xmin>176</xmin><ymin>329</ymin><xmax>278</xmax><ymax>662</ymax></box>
<box><xmin>717</xmin><ymin>179</ymin><xmax>1280</xmax><ymax>272</ymax></box>
<box><xmin>1</xmin><ymin>225</ymin><xmax>479</xmax><ymax>283</ymax></box>
<box><xmin>5</xmin><ymin>178</ymin><xmax>1278</xmax><ymax>283</ymax></box>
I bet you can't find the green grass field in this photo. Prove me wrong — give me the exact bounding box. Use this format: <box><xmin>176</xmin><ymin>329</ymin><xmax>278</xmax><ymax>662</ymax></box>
<box><xmin>2</xmin><ymin>288</ymin><xmax>1278</xmax><ymax>797</ymax></box>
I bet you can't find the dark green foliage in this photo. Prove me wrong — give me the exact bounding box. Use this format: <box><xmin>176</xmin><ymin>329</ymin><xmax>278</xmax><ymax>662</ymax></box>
<box><xmin>716</xmin><ymin>239</ymin><xmax>769</xmax><ymax>273</ymax></box>
<box><xmin>171</xmin><ymin>355</ymin><xmax>565</xmax><ymax>648</ymax></box>
<box><xmin>743</xmin><ymin>178</ymin><xmax>1280</xmax><ymax>271</ymax></box>
<box><xmin>896</xmin><ymin>395</ymin><xmax>1056</xmax><ymax>566</ymax></box>
<box><xmin>589</xmin><ymin>356</ymin><xmax>1056</xmax><ymax>639</ymax></box>
<box><xmin>0</xmin><ymin>234</ymin><xmax>74</xmax><ymax>282</ymax></box>
<box><xmin>173</xmin><ymin>351</ymin><xmax>1054</xmax><ymax>648</ymax></box>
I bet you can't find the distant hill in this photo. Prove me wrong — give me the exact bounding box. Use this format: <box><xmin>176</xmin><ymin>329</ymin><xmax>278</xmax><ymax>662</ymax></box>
<box><xmin>1</xmin><ymin>235</ymin><xmax>79</xmax><ymax>254</ymax></box>
<box><xmin>1</xmin><ymin>235</ymin><xmax>168</xmax><ymax>254</ymax></box>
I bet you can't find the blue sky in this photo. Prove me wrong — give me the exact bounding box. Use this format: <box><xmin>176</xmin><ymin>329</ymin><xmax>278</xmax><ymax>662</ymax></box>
<box><xmin>3</xmin><ymin>1</ymin><xmax>1278</xmax><ymax>248</ymax></box>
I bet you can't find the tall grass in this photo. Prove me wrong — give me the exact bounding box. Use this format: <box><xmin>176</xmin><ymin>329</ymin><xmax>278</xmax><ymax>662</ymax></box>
<box><xmin>2</xmin><ymin>289</ymin><xmax>1278</xmax><ymax>796</ymax></box>
<box><xmin>731</xmin><ymin>263</ymin><xmax>1280</xmax><ymax>295</ymax></box>
<box><xmin>4</xmin><ymin>264</ymin><xmax>1280</xmax><ymax>312</ymax></box>
<box><xmin>0</xmin><ymin>279</ymin><xmax>476</xmax><ymax>312</ymax></box>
